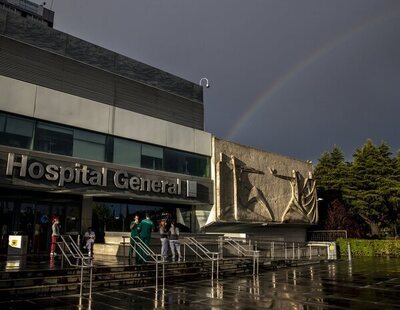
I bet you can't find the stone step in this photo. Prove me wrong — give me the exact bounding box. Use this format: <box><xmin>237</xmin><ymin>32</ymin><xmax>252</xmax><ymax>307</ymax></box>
<box><xmin>0</xmin><ymin>257</ymin><xmax>269</xmax><ymax>299</ymax></box>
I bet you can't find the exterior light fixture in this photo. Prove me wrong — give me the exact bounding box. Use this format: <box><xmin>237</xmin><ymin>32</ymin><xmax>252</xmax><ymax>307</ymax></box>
<box><xmin>199</xmin><ymin>77</ymin><xmax>210</xmax><ymax>88</ymax></box>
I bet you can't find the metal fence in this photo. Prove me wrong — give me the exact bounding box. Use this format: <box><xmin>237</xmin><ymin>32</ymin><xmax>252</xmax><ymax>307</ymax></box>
<box><xmin>308</xmin><ymin>230</ymin><xmax>347</xmax><ymax>242</ymax></box>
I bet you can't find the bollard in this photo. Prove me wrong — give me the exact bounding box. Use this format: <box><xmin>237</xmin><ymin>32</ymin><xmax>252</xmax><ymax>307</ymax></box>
<box><xmin>285</xmin><ymin>242</ymin><xmax>288</xmax><ymax>260</ymax></box>
<box><xmin>347</xmin><ymin>242</ymin><xmax>352</xmax><ymax>262</ymax></box>
<box><xmin>292</xmin><ymin>243</ymin><xmax>295</xmax><ymax>259</ymax></box>
<box><xmin>218</xmin><ymin>236</ymin><xmax>224</xmax><ymax>259</ymax></box>
<box><xmin>271</xmin><ymin>241</ymin><xmax>274</xmax><ymax>260</ymax></box>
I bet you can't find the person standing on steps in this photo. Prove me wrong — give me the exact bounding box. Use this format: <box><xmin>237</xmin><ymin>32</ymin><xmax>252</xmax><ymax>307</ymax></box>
<box><xmin>83</xmin><ymin>227</ymin><xmax>96</xmax><ymax>256</ymax></box>
<box><xmin>129</xmin><ymin>214</ymin><xmax>140</xmax><ymax>264</ymax></box>
<box><xmin>138</xmin><ymin>213</ymin><xmax>154</xmax><ymax>262</ymax></box>
<box><xmin>50</xmin><ymin>217</ymin><xmax>60</xmax><ymax>256</ymax></box>
<box><xmin>168</xmin><ymin>221</ymin><xmax>182</xmax><ymax>262</ymax></box>
<box><xmin>159</xmin><ymin>220</ymin><xmax>169</xmax><ymax>261</ymax></box>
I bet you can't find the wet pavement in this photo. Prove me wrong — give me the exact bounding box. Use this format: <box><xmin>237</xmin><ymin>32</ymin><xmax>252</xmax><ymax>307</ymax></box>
<box><xmin>1</xmin><ymin>257</ymin><xmax>400</xmax><ymax>309</ymax></box>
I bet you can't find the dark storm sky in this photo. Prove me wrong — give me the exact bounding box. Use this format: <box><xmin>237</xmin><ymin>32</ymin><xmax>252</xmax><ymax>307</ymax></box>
<box><xmin>41</xmin><ymin>0</ymin><xmax>400</xmax><ymax>163</ymax></box>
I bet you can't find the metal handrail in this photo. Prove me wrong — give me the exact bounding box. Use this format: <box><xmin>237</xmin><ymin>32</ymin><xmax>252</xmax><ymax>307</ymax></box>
<box><xmin>184</xmin><ymin>237</ymin><xmax>219</xmax><ymax>259</ymax></box>
<box><xmin>123</xmin><ymin>236</ymin><xmax>165</xmax><ymax>290</ymax></box>
<box><xmin>184</xmin><ymin>236</ymin><xmax>220</xmax><ymax>281</ymax></box>
<box><xmin>224</xmin><ymin>237</ymin><xmax>257</xmax><ymax>256</ymax></box>
<box><xmin>246</xmin><ymin>238</ymin><xmax>335</xmax><ymax>261</ymax></box>
<box><xmin>224</xmin><ymin>237</ymin><xmax>260</xmax><ymax>275</ymax></box>
<box><xmin>59</xmin><ymin>235</ymin><xmax>91</xmax><ymax>265</ymax></box>
<box><xmin>56</xmin><ymin>234</ymin><xmax>93</xmax><ymax>308</ymax></box>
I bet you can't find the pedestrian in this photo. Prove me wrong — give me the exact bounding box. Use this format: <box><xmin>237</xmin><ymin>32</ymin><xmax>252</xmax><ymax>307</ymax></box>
<box><xmin>168</xmin><ymin>221</ymin><xmax>182</xmax><ymax>262</ymax></box>
<box><xmin>50</xmin><ymin>217</ymin><xmax>60</xmax><ymax>256</ymax></box>
<box><xmin>138</xmin><ymin>213</ymin><xmax>154</xmax><ymax>262</ymax></box>
<box><xmin>129</xmin><ymin>214</ymin><xmax>140</xmax><ymax>263</ymax></box>
<box><xmin>159</xmin><ymin>220</ymin><xmax>169</xmax><ymax>261</ymax></box>
<box><xmin>83</xmin><ymin>227</ymin><xmax>95</xmax><ymax>256</ymax></box>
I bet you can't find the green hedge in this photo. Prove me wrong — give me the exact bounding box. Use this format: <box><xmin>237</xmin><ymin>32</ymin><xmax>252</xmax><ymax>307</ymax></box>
<box><xmin>336</xmin><ymin>238</ymin><xmax>400</xmax><ymax>257</ymax></box>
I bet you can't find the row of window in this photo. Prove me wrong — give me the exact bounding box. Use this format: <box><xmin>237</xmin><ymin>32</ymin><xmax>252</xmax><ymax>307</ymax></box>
<box><xmin>0</xmin><ymin>112</ymin><xmax>210</xmax><ymax>177</ymax></box>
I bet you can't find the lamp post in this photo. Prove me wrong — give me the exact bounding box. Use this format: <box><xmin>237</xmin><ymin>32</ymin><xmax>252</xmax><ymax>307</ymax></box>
<box><xmin>317</xmin><ymin>198</ymin><xmax>323</xmax><ymax>223</ymax></box>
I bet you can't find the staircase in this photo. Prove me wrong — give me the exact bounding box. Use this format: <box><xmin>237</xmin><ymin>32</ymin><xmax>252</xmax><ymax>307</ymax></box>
<box><xmin>0</xmin><ymin>257</ymin><xmax>259</xmax><ymax>299</ymax></box>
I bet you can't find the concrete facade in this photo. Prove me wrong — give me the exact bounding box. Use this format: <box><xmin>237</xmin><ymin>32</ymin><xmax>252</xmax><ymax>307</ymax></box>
<box><xmin>0</xmin><ymin>7</ymin><xmax>213</xmax><ymax>244</ymax></box>
<box><xmin>0</xmin><ymin>75</ymin><xmax>211</xmax><ymax>156</ymax></box>
<box><xmin>206</xmin><ymin>137</ymin><xmax>318</xmax><ymax>241</ymax></box>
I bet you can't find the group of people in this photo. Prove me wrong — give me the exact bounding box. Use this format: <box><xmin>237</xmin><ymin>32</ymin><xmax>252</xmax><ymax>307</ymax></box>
<box><xmin>129</xmin><ymin>214</ymin><xmax>182</xmax><ymax>263</ymax></box>
<box><xmin>129</xmin><ymin>213</ymin><xmax>155</xmax><ymax>263</ymax></box>
<box><xmin>50</xmin><ymin>217</ymin><xmax>95</xmax><ymax>257</ymax></box>
<box><xmin>159</xmin><ymin>220</ymin><xmax>182</xmax><ymax>262</ymax></box>
<box><xmin>50</xmin><ymin>213</ymin><xmax>183</xmax><ymax>262</ymax></box>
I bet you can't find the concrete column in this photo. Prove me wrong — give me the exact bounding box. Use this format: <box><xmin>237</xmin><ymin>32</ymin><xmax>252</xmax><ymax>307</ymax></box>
<box><xmin>81</xmin><ymin>196</ymin><xmax>93</xmax><ymax>234</ymax></box>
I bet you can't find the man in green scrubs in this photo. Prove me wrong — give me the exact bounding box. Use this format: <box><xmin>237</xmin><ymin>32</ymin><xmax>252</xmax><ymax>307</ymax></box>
<box><xmin>138</xmin><ymin>213</ymin><xmax>154</xmax><ymax>262</ymax></box>
<box><xmin>129</xmin><ymin>214</ymin><xmax>140</xmax><ymax>264</ymax></box>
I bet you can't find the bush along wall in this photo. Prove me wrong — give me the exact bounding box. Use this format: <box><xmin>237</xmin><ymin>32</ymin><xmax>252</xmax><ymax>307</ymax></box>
<box><xmin>336</xmin><ymin>238</ymin><xmax>400</xmax><ymax>257</ymax></box>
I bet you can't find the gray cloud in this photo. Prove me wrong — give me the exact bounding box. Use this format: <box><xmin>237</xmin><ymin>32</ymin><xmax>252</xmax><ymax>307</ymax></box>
<box><xmin>38</xmin><ymin>0</ymin><xmax>400</xmax><ymax>162</ymax></box>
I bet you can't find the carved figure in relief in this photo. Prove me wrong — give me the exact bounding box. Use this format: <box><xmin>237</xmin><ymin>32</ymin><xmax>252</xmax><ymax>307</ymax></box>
<box><xmin>269</xmin><ymin>168</ymin><xmax>317</xmax><ymax>223</ymax></box>
<box><xmin>234</xmin><ymin>160</ymin><xmax>275</xmax><ymax>221</ymax></box>
<box><xmin>303</xmin><ymin>172</ymin><xmax>318</xmax><ymax>223</ymax></box>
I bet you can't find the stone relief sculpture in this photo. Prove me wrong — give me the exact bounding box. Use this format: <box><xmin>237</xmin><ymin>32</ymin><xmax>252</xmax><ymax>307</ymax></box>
<box><xmin>303</xmin><ymin>172</ymin><xmax>318</xmax><ymax>223</ymax></box>
<box><xmin>268</xmin><ymin>168</ymin><xmax>317</xmax><ymax>223</ymax></box>
<box><xmin>234</xmin><ymin>158</ymin><xmax>275</xmax><ymax>221</ymax></box>
<box><xmin>216</xmin><ymin>153</ymin><xmax>275</xmax><ymax>222</ymax></box>
<box><xmin>247</xmin><ymin>186</ymin><xmax>275</xmax><ymax>221</ymax></box>
<box><xmin>230</xmin><ymin>156</ymin><xmax>275</xmax><ymax>221</ymax></box>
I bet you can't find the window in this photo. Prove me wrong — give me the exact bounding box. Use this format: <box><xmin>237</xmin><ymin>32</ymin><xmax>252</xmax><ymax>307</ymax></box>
<box><xmin>164</xmin><ymin>149</ymin><xmax>187</xmax><ymax>174</ymax></box>
<box><xmin>113</xmin><ymin>137</ymin><xmax>141</xmax><ymax>167</ymax></box>
<box><xmin>0</xmin><ymin>114</ymin><xmax>34</xmax><ymax>149</ymax></box>
<box><xmin>65</xmin><ymin>205</ymin><xmax>80</xmax><ymax>233</ymax></box>
<box><xmin>103</xmin><ymin>203</ymin><xmax>128</xmax><ymax>232</ymax></box>
<box><xmin>0</xmin><ymin>112</ymin><xmax>211</xmax><ymax>178</ymax></box>
<box><xmin>73</xmin><ymin>129</ymin><xmax>106</xmax><ymax>161</ymax></box>
<box><xmin>141</xmin><ymin>144</ymin><xmax>163</xmax><ymax>170</ymax></box>
<box><xmin>186</xmin><ymin>153</ymin><xmax>210</xmax><ymax>177</ymax></box>
<box><xmin>94</xmin><ymin>201</ymin><xmax>191</xmax><ymax>233</ymax></box>
<box><xmin>34</xmin><ymin>122</ymin><xmax>73</xmax><ymax>156</ymax></box>
<box><xmin>164</xmin><ymin>149</ymin><xmax>210</xmax><ymax>177</ymax></box>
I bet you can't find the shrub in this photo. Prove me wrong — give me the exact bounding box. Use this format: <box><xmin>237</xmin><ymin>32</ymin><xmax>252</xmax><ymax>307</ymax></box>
<box><xmin>336</xmin><ymin>238</ymin><xmax>400</xmax><ymax>257</ymax></box>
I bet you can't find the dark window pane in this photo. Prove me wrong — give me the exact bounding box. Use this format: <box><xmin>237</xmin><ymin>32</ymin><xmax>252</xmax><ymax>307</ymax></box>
<box><xmin>73</xmin><ymin>129</ymin><xmax>106</xmax><ymax>161</ymax></box>
<box><xmin>164</xmin><ymin>149</ymin><xmax>210</xmax><ymax>177</ymax></box>
<box><xmin>113</xmin><ymin>138</ymin><xmax>141</xmax><ymax>167</ymax></box>
<box><xmin>0</xmin><ymin>114</ymin><xmax>5</xmax><ymax>131</ymax></box>
<box><xmin>34</xmin><ymin>122</ymin><xmax>73</xmax><ymax>156</ymax></box>
<box><xmin>186</xmin><ymin>154</ymin><xmax>210</xmax><ymax>178</ymax></box>
<box><xmin>0</xmin><ymin>114</ymin><xmax>34</xmax><ymax>149</ymax></box>
<box><xmin>141</xmin><ymin>144</ymin><xmax>163</xmax><ymax>170</ymax></box>
<box><xmin>141</xmin><ymin>156</ymin><xmax>163</xmax><ymax>170</ymax></box>
<box><xmin>99</xmin><ymin>203</ymin><xmax>128</xmax><ymax>232</ymax></box>
<box><xmin>93</xmin><ymin>201</ymin><xmax>191</xmax><ymax>233</ymax></box>
<box><xmin>164</xmin><ymin>149</ymin><xmax>187</xmax><ymax>174</ymax></box>
<box><xmin>65</xmin><ymin>205</ymin><xmax>80</xmax><ymax>233</ymax></box>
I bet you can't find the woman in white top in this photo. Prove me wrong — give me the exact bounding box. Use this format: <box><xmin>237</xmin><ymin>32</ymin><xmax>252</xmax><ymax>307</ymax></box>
<box><xmin>50</xmin><ymin>217</ymin><xmax>60</xmax><ymax>256</ymax></box>
<box><xmin>168</xmin><ymin>221</ymin><xmax>182</xmax><ymax>262</ymax></box>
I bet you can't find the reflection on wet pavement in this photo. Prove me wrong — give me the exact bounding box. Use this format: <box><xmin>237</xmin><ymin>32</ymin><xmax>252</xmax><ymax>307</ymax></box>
<box><xmin>1</xmin><ymin>258</ymin><xmax>400</xmax><ymax>309</ymax></box>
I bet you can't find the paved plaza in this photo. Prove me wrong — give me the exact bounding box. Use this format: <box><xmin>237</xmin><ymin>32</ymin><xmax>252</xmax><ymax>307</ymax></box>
<box><xmin>1</xmin><ymin>258</ymin><xmax>400</xmax><ymax>309</ymax></box>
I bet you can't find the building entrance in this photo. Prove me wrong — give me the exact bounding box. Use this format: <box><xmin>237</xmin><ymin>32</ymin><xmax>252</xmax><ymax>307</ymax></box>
<box><xmin>0</xmin><ymin>189</ymin><xmax>81</xmax><ymax>254</ymax></box>
<box><xmin>92</xmin><ymin>199</ymin><xmax>193</xmax><ymax>241</ymax></box>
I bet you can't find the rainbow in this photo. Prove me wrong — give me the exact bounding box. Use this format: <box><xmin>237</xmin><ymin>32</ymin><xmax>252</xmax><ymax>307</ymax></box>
<box><xmin>226</xmin><ymin>9</ymin><xmax>399</xmax><ymax>140</ymax></box>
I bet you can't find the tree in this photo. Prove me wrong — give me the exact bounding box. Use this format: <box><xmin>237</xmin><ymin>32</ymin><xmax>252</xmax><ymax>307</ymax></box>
<box><xmin>324</xmin><ymin>199</ymin><xmax>363</xmax><ymax>238</ymax></box>
<box><xmin>343</xmin><ymin>140</ymin><xmax>395</xmax><ymax>237</ymax></box>
<box><xmin>314</xmin><ymin>146</ymin><xmax>348</xmax><ymax>193</ymax></box>
<box><xmin>314</xmin><ymin>146</ymin><xmax>354</xmax><ymax>231</ymax></box>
